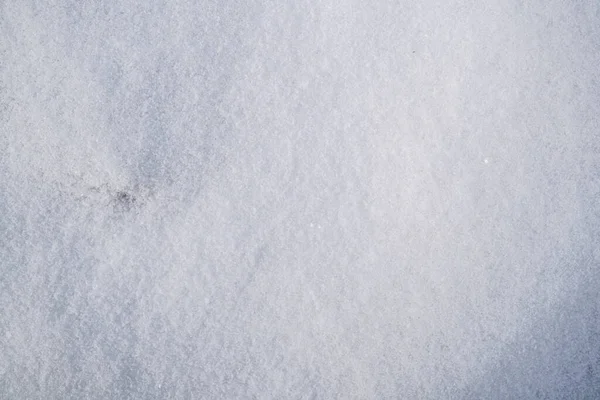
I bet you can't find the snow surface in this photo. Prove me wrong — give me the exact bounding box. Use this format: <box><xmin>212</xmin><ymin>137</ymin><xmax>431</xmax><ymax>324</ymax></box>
<box><xmin>2</xmin><ymin>1</ymin><xmax>600</xmax><ymax>398</ymax></box>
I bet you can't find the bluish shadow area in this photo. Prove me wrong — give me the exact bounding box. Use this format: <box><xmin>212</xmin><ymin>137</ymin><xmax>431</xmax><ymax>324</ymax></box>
<box><xmin>462</xmin><ymin>251</ymin><xmax>600</xmax><ymax>398</ymax></box>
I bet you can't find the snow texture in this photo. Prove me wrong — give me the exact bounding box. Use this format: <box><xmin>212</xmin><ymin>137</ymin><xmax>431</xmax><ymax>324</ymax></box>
<box><xmin>1</xmin><ymin>1</ymin><xmax>600</xmax><ymax>398</ymax></box>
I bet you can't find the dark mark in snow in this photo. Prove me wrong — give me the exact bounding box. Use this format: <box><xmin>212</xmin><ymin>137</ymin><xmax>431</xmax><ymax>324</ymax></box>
<box><xmin>112</xmin><ymin>190</ymin><xmax>137</xmax><ymax>212</ymax></box>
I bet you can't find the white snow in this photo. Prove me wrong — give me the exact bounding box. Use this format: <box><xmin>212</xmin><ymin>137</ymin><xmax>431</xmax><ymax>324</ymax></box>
<box><xmin>1</xmin><ymin>1</ymin><xmax>600</xmax><ymax>398</ymax></box>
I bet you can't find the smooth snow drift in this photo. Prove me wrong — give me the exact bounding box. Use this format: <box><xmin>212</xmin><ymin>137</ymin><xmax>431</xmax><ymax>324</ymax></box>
<box><xmin>1</xmin><ymin>1</ymin><xmax>600</xmax><ymax>398</ymax></box>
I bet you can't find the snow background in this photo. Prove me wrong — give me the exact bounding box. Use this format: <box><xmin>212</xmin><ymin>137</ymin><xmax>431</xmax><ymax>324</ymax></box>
<box><xmin>1</xmin><ymin>1</ymin><xmax>600</xmax><ymax>398</ymax></box>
